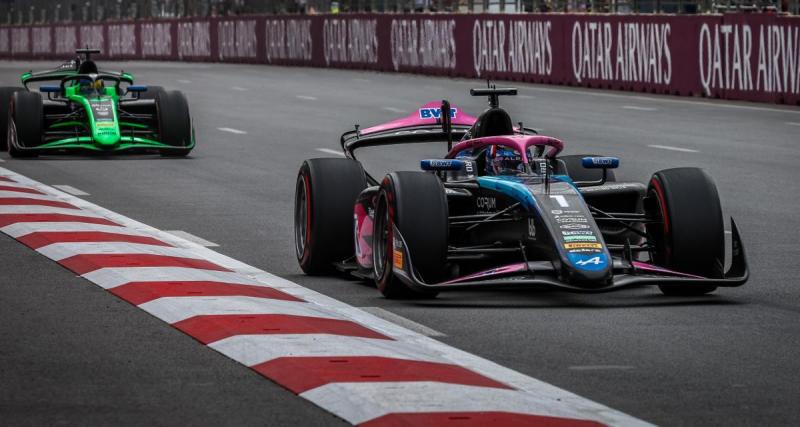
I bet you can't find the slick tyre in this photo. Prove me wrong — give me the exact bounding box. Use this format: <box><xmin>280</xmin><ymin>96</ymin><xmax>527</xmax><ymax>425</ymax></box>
<box><xmin>295</xmin><ymin>158</ymin><xmax>367</xmax><ymax>275</ymax></box>
<box><xmin>138</xmin><ymin>85</ymin><xmax>166</xmax><ymax>100</ymax></box>
<box><xmin>559</xmin><ymin>154</ymin><xmax>616</xmax><ymax>183</ymax></box>
<box><xmin>156</xmin><ymin>90</ymin><xmax>193</xmax><ymax>157</ymax></box>
<box><xmin>646</xmin><ymin>168</ymin><xmax>723</xmax><ymax>296</ymax></box>
<box><xmin>373</xmin><ymin>172</ymin><xmax>447</xmax><ymax>299</ymax></box>
<box><xmin>8</xmin><ymin>91</ymin><xmax>42</xmax><ymax>158</ymax></box>
<box><xmin>0</xmin><ymin>87</ymin><xmax>23</xmax><ymax>151</ymax></box>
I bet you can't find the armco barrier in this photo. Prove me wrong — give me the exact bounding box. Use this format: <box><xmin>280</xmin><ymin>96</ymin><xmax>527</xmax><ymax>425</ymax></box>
<box><xmin>1</xmin><ymin>13</ymin><xmax>798</xmax><ymax>105</ymax></box>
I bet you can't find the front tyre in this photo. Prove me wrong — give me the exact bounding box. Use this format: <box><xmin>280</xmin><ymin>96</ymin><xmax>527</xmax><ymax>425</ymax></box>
<box><xmin>8</xmin><ymin>91</ymin><xmax>43</xmax><ymax>158</ymax></box>
<box><xmin>373</xmin><ymin>172</ymin><xmax>447</xmax><ymax>299</ymax></box>
<box><xmin>0</xmin><ymin>87</ymin><xmax>23</xmax><ymax>151</ymax></box>
<box><xmin>646</xmin><ymin>168</ymin><xmax>723</xmax><ymax>296</ymax></box>
<box><xmin>295</xmin><ymin>158</ymin><xmax>367</xmax><ymax>275</ymax></box>
<box><xmin>157</xmin><ymin>90</ymin><xmax>193</xmax><ymax>157</ymax></box>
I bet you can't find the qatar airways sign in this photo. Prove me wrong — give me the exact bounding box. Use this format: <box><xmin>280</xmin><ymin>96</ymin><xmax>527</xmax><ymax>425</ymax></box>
<box><xmin>391</xmin><ymin>18</ymin><xmax>456</xmax><ymax>71</ymax></box>
<box><xmin>699</xmin><ymin>23</ymin><xmax>800</xmax><ymax>96</ymax></box>
<box><xmin>571</xmin><ymin>21</ymin><xmax>672</xmax><ymax>85</ymax></box>
<box><xmin>472</xmin><ymin>19</ymin><xmax>552</xmax><ymax>78</ymax></box>
<box><xmin>323</xmin><ymin>18</ymin><xmax>378</xmax><ymax>65</ymax></box>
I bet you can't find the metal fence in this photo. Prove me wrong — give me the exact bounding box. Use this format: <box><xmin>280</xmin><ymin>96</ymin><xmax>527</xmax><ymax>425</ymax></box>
<box><xmin>1</xmin><ymin>0</ymin><xmax>797</xmax><ymax>23</ymax></box>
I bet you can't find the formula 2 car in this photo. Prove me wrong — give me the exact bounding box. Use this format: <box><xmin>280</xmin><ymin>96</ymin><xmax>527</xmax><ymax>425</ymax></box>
<box><xmin>294</xmin><ymin>87</ymin><xmax>748</xmax><ymax>298</ymax></box>
<box><xmin>1</xmin><ymin>48</ymin><xmax>194</xmax><ymax>157</ymax></box>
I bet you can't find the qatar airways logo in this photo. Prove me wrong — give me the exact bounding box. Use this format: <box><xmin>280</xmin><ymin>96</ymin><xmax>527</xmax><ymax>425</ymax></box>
<box><xmin>698</xmin><ymin>23</ymin><xmax>800</xmax><ymax>96</ymax></box>
<box><xmin>571</xmin><ymin>21</ymin><xmax>672</xmax><ymax>85</ymax></box>
<box><xmin>391</xmin><ymin>19</ymin><xmax>456</xmax><ymax>71</ymax></box>
<box><xmin>265</xmin><ymin>19</ymin><xmax>312</xmax><ymax>62</ymax></box>
<box><xmin>323</xmin><ymin>19</ymin><xmax>378</xmax><ymax>65</ymax></box>
<box><xmin>472</xmin><ymin>19</ymin><xmax>552</xmax><ymax>78</ymax></box>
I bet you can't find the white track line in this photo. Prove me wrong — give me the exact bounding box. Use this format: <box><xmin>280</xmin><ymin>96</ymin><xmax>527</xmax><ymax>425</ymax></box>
<box><xmin>217</xmin><ymin>127</ymin><xmax>247</xmax><ymax>135</ymax></box>
<box><xmin>316</xmin><ymin>148</ymin><xmax>345</xmax><ymax>156</ymax></box>
<box><xmin>648</xmin><ymin>144</ymin><xmax>700</xmax><ymax>153</ymax></box>
<box><xmin>360</xmin><ymin>307</ymin><xmax>445</xmax><ymax>337</ymax></box>
<box><xmin>84</xmin><ymin>267</ymin><xmax>262</xmax><ymax>289</ymax></box>
<box><xmin>231</xmin><ymin>86</ymin><xmax>247</xmax><ymax>91</ymax></box>
<box><xmin>139</xmin><ymin>295</ymin><xmax>333</xmax><ymax>324</ymax></box>
<box><xmin>622</xmin><ymin>105</ymin><xmax>657</xmax><ymax>111</ymax></box>
<box><xmin>787</xmin><ymin>122</ymin><xmax>800</xmax><ymax>126</ymax></box>
<box><xmin>165</xmin><ymin>230</ymin><xmax>219</xmax><ymax>247</ymax></box>
<box><xmin>302</xmin><ymin>382</ymin><xmax>620</xmax><ymax>425</ymax></box>
<box><xmin>1</xmin><ymin>222</ymin><xmax>142</xmax><ymax>239</ymax></box>
<box><xmin>296</xmin><ymin>95</ymin><xmax>318</xmax><ymax>101</ymax></box>
<box><xmin>212</xmin><ymin>334</ymin><xmax>444</xmax><ymax>366</ymax></box>
<box><xmin>38</xmin><ymin>242</ymin><xmax>202</xmax><ymax>262</ymax></box>
<box><xmin>0</xmin><ymin>166</ymin><xmax>651</xmax><ymax>427</ymax></box>
<box><xmin>51</xmin><ymin>185</ymin><xmax>89</xmax><ymax>196</ymax></box>
<box><xmin>177</xmin><ymin>79</ymin><xmax>192</xmax><ymax>84</ymax></box>
<box><xmin>382</xmin><ymin>107</ymin><xmax>406</xmax><ymax>114</ymax></box>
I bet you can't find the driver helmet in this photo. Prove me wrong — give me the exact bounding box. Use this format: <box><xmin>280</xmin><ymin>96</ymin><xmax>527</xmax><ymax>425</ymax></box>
<box><xmin>486</xmin><ymin>145</ymin><xmax>524</xmax><ymax>175</ymax></box>
<box><xmin>79</xmin><ymin>77</ymin><xmax>103</xmax><ymax>96</ymax></box>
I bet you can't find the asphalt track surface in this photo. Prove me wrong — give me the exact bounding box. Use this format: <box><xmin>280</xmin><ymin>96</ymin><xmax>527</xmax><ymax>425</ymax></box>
<box><xmin>1</xmin><ymin>61</ymin><xmax>799</xmax><ymax>426</ymax></box>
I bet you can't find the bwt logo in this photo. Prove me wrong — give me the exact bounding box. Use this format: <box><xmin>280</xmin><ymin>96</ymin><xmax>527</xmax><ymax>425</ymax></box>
<box><xmin>419</xmin><ymin>108</ymin><xmax>457</xmax><ymax>119</ymax></box>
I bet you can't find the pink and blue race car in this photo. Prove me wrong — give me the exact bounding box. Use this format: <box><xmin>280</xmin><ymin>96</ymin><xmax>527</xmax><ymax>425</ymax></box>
<box><xmin>294</xmin><ymin>88</ymin><xmax>748</xmax><ymax>298</ymax></box>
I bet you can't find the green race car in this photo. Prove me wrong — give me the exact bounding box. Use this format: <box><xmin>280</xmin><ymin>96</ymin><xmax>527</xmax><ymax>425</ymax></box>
<box><xmin>1</xmin><ymin>49</ymin><xmax>194</xmax><ymax>157</ymax></box>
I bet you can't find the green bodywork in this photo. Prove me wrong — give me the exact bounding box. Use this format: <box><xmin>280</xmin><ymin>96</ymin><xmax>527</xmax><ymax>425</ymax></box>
<box><xmin>19</xmin><ymin>68</ymin><xmax>194</xmax><ymax>153</ymax></box>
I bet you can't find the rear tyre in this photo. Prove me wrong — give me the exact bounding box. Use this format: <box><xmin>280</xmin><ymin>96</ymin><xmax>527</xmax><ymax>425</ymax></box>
<box><xmin>8</xmin><ymin>91</ymin><xmax>42</xmax><ymax>158</ymax></box>
<box><xmin>0</xmin><ymin>87</ymin><xmax>23</xmax><ymax>151</ymax></box>
<box><xmin>373</xmin><ymin>172</ymin><xmax>447</xmax><ymax>299</ymax></box>
<box><xmin>156</xmin><ymin>90</ymin><xmax>193</xmax><ymax>157</ymax></box>
<box><xmin>559</xmin><ymin>154</ymin><xmax>616</xmax><ymax>183</ymax></box>
<box><xmin>646</xmin><ymin>168</ymin><xmax>723</xmax><ymax>296</ymax></box>
<box><xmin>295</xmin><ymin>158</ymin><xmax>367</xmax><ymax>275</ymax></box>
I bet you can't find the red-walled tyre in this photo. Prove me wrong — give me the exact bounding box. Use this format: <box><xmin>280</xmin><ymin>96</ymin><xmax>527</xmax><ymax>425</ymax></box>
<box><xmin>373</xmin><ymin>172</ymin><xmax>447</xmax><ymax>299</ymax></box>
<box><xmin>294</xmin><ymin>158</ymin><xmax>367</xmax><ymax>275</ymax></box>
<box><xmin>646</xmin><ymin>168</ymin><xmax>724</xmax><ymax>296</ymax></box>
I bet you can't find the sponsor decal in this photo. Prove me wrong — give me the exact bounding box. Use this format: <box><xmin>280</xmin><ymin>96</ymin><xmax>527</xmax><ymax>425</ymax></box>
<box><xmin>562</xmin><ymin>230</ymin><xmax>594</xmax><ymax>236</ymax></box>
<box><xmin>551</xmin><ymin>209</ymin><xmax>581</xmax><ymax>215</ymax></box>
<box><xmin>549</xmin><ymin>194</ymin><xmax>569</xmax><ymax>208</ymax></box>
<box><xmin>564</xmin><ymin>235</ymin><xmax>597</xmax><ymax>242</ymax></box>
<box><xmin>393</xmin><ymin>249</ymin><xmax>404</xmax><ymax>269</ymax></box>
<box><xmin>96</xmin><ymin>122</ymin><xmax>115</xmax><ymax>128</ymax></box>
<box><xmin>564</xmin><ymin>242</ymin><xmax>603</xmax><ymax>250</ymax></box>
<box><xmin>528</xmin><ymin>218</ymin><xmax>536</xmax><ymax>239</ymax></box>
<box><xmin>556</xmin><ymin>217</ymin><xmax>588</xmax><ymax>223</ymax></box>
<box><xmin>560</xmin><ymin>223</ymin><xmax>590</xmax><ymax>230</ymax></box>
<box><xmin>568</xmin><ymin>253</ymin><xmax>608</xmax><ymax>272</ymax></box>
<box><xmin>419</xmin><ymin>107</ymin><xmax>458</xmax><ymax>119</ymax></box>
<box><xmin>476</xmin><ymin>196</ymin><xmax>497</xmax><ymax>211</ymax></box>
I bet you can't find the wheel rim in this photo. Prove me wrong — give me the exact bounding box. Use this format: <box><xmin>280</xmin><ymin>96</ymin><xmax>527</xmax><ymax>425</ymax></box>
<box><xmin>294</xmin><ymin>174</ymin><xmax>310</xmax><ymax>260</ymax></box>
<box><xmin>373</xmin><ymin>193</ymin><xmax>390</xmax><ymax>280</ymax></box>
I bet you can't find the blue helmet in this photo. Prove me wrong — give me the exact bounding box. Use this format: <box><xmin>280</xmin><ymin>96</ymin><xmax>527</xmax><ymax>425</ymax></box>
<box><xmin>486</xmin><ymin>145</ymin><xmax>524</xmax><ymax>175</ymax></box>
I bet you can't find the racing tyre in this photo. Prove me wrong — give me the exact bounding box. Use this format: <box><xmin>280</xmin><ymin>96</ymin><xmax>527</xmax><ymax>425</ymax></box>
<box><xmin>646</xmin><ymin>168</ymin><xmax>723</xmax><ymax>296</ymax></box>
<box><xmin>373</xmin><ymin>172</ymin><xmax>447</xmax><ymax>299</ymax></box>
<box><xmin>0</xmin><ymin>87</ymin><xmax>23</xmax><ymax>151</ymax></box>
<box><xmin>8</xmin><ymin>91</ymin><xmax>42</xmax><ymax>158</ymax></box>
<box><xmin>156</xmin><ymin>90</ymin><xmax>193</xmax><ymax>157</ymax></box>
<box><xmin>559</xmin><ymin>154</ymin><xmax>616</xmax><ymax>183</ymax></box>
<box><xmin>295</xmin><ymin>158</ymin><xmax>367</xmax><ymax>274</ymax></box>
<box><xmin>138</xmin><ymin>85</ymin><xmax>166</xmax><ymax>100</ymax></box>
